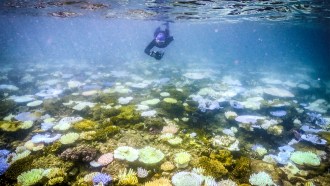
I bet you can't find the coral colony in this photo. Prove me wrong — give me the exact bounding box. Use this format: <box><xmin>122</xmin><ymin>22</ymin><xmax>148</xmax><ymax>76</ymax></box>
<box><xmin>0</xmin><ymin>60</ymin><xmax>330</xmax><ymax>186</ymax></box>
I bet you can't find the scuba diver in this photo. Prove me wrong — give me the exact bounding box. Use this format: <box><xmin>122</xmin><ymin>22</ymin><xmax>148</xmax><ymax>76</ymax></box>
<box><xmin>144</xmin><ymin>22</ymin><xmax>174</xmax><ymax>60</ymax></box>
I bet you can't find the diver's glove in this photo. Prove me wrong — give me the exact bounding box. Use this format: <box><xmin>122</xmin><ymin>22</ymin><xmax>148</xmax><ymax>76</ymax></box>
<box><xmin>150</xmin><ymin>51</ymin><xmax>164</xmax><ymax>60</ymax></box>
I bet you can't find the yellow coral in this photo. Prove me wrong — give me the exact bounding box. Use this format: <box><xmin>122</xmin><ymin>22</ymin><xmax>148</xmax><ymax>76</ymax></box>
<box><xmin>160</xmin><ymin>161</ymin><xmax>175</xmax><ymax>172</ymax></box>
<box><xmin>0</xmin><ymin>120</ymin><xmax>22</xmax><ymax>132</ymax></box>
<box><xmin>197</xmin><ymin>156</ymin><xmax>228</xmax><ymax>178</ymax></box>
<box><xmin>73</xmin><ymin>119</ymin><xmax>98</xmax><ymax>131</ymax></box>
<box><xmin>144</xmin><ymin>177</ymin><xmax>172</xmax><ymax>186</ymax></box>
<box><xmin>79</xmin><ymin>131</ymin><xmax>97</xmax><ymax>140</ymax></box>
<box><xmin>118</xmin><ymin>168</ymin><xmax>138</xmax><ymax>185</ymax></box>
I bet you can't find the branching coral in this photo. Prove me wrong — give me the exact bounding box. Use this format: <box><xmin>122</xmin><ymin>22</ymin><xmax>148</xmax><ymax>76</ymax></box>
<box><xmin>209</xmin><ymin>149</ymin><xmax>233</xmax><ymax>167</ymax></box>
<box><xmin>117</xmin><ymin>168</ymin><xmax>138</xmax><ymax>185</ymax></box>
<box><xmin>229</xmin><ymin>157</ymin><xmax>251</xmax><ymax>184</ymax></box>
<box><xmin>196</xmin><ymin>156</ymin><xmax>228</xmax><ymax>179</ymax></box>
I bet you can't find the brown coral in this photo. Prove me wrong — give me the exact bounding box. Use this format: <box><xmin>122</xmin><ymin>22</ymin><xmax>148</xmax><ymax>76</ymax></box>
<box><xmin>59</xmin><ymin>145</ymin><xmax>97</xmax><ymax>162</ymax></box>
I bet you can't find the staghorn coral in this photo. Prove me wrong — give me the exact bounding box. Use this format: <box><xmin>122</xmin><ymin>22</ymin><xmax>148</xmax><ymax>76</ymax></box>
<box><xmin>60</xmin><ymin>145</ymin><xmax>97</xmax><ymax>162</ymax></box>
<box><xmin>195</xmin><ymin>156</ymin><xmax>228</xmax><ymax>179</ymax></box>
<box><xmin>117</xmin><ymin>168</ymin><xmax>138</xmax><ymax>185</ymax></box>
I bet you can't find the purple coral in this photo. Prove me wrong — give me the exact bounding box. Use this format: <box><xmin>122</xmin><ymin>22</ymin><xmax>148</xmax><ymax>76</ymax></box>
<box><xmin>270</xmin><ymin>110</ymin><xmax>287</xmax><ymax>117</ymax></box>
<box><xmin>0</xmin><ymin>158</ymin><xmax>9</xmax><ymax>176</ymax></box>
<box><xmin>92</xmin><ymin>173</ymin><xmax>112</xmax><ymax>185</ymax></box>
<box><xmin>31</xmin><ymin>133</ymin><xmax>61</xmax><ymax>144</ymax></box>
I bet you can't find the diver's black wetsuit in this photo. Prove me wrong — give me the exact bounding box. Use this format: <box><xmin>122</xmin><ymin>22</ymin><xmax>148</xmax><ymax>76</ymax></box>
<box><xmin>144</xmin><ymin>24</ymin><xmax>174</xmax><ymax>60</ymax></box>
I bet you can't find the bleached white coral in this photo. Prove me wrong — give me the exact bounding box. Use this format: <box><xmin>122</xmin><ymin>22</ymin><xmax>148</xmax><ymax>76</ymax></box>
<box><xmin>249</xmin><ymin>172</ymin><xmax>275</xmax><ymax>186</ymax></box>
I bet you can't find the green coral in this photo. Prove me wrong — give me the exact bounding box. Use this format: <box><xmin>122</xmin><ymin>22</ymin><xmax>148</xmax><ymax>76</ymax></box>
<box><xmin>138</xmin><ymin>146</ymin><xmax>165</xmax><ymax>166</ymax></box>
<box><xmin>196</xmin><ymin>156</ymin><xmax>228</xmax><ymax>178</ymax></box>
<box><xmin>17</xmin><ymin>168</ymin><xmax>45</xmax><ymax>186</ymax></box>
<box><xmin>290</xmin><ymin>151</ymin><xmax>320</xmax><ymax>166</ymax></box>
<box><xmin>72</xmin><ymin>119</ymin><xmax>98</xmax><ymax>131</ymax></box>
<box><xmin>229</xmin><ymin>156</ymin><xmax>251</xmax><ymax>184</ymax></box>
<box><xmin>112</xmin><ymin>105</ymin><xmax>142</xmax><ymax>125</ymax></box>
<box><xmin>94</xmin><ymin>125</ymin><xmax>120</xmax><ymax>141</ymax></box>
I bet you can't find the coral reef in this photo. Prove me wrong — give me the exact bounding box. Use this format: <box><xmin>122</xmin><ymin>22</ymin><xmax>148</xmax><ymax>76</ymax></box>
<box><xmin>72</xmin><ymin>119</ymin><xmax>98</xmax><ymax>131</ymax></box>
<box><xmin>59</xmin><ymin>145</ymin><xmax>97</xmax><ymax>162</ymax></box>
<box><xmin>17</xmin><ymin>168</ymin><xmax>45</xmax><ymax>186</ymax></box>
<box><xmin>174</xmin><ymin>152</ymin><xmax>191</xmax><ymax>168</ymax></box>
<box><xmin>117</xmin><ymin>168</ymin><xmax>138</xmax><ymax>185</ymax></box>
<box><xmin>229</xmin><ymin>157</ymin><xmax>251</xmax><ymax>184</ymax></box>
<box><xmin>138</xmin><ymin>146</ymin><xmax>165</xmax><ymax>166</ymax></box>
<box><xmin>171</xmin><ymin>171</ymin><xmax>203</xmax><ymax>186</ymax></box>
<box><xmin>195</xmin><ymin>156</ymin><xmax>228</xmax><ymax>178</ymax></box>
<box><xmin>114</xmin><ymin>146</ymin><xmax>139</xmax><ymax>162</ymax></box>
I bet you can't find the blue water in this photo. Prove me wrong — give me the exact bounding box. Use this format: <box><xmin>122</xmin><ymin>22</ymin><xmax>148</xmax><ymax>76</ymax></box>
<box><xmin>1</xmin><ymin>1</ymin><xmax>330</xmax><ymax>185</ymax></box>
<box><xmin>1</xmin><ymin>16</ymin><xmax>329</xmax><ymax>78</ymax></box>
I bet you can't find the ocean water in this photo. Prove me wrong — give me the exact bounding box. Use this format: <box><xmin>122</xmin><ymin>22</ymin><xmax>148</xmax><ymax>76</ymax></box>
<box><xmin>0</xmin><ymin>0</ymin><xmax>330</xmax><ymax>185</ymax></box>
